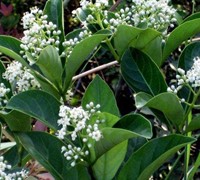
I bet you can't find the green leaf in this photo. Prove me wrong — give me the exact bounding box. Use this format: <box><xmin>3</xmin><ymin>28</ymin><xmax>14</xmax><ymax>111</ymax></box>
<box><xmin>121</xmin><ymin>48</ymin><xmax>167</xmax><ymax>96</ymax></box>
<box><xmin>178</xmin><ymin>42</ymin><xmax>200</xmax><ymax>71</ymax></box>
<box><xmin>118</xmin><ymin>134</ymin><xmax>195</xmax><ymax>180</ymax></box>
<box><xmin>183</xmin><ymin>12</ymin><xmax>200</xmax><ymax>23</ymax></box>
<box><xmin>0</xmin><ymin>142</ymin><xmax>16</xmax><ymax>151</ymax></box>
<box><xmin>0</xmin><ymin>123</ymin><xmax>2</xmax><ymax>143</ymax></box>
<box><xmin>185</xmin><ymin>115</ymin><xmax>200</xmax><ymax>133</ymax></box>
<box><xmin>92</xmin><ymin>141</ymin><xmax>127</xmax><ymax>180</ymax></box>
<box><xmin>64</xmin><ymin>33</ymin><xmax>109</xmax><ymax>91</ymax></box>
<box><xmin>188</xmin><ymin>152</ymin><xmax>200</xmax><ymax>180</ymax></box>
<box><xmin>114</xmin><ymin>114</ymin><xmax>152</xmax><ymax>139</ymax></box>
<box><xmin>0</xmin><ymin>110</ymin><xmax>31</xmax><ymax>131</ymax></box>
<box><xmin>163</xmin><ymin>19</ymin><xmax>200</xmax><ymax>61</ymax></box>
<box><xmin>94</xmin><ymin>127</ymin><xmax>150</xmax><ymax>160</ymax></box>
<box><xmin>145</xmin><ymin>92</ymin><xmax>185</xmax><ymax>127</ymax></box>
<box><xmin>6</xmin><ymin>90</ymin><xmax>61</xmax><ymax>130</ymax></box>
<box><xmin>114</xmin><ymin>25</ymin><xmax>161</xmax><ymax>65</ymax></box>
<box><xmin>37</xmin><ymin>46</ymin><xmax>63</xmax><ymax>88</ymax></box>
<box><xmin>0</xmin><ymin>36</ymin><xmax>28</xmax><ymax>67</ymax></box>
<box><xmin>82</xmin><ymin>75</ymin><xmax>120</xmax><ymax>116</ymax></box>
<box><xmin>44</xmin><ymin>0</ymin><xmax>65</xmax><ymax>51</ymax></box>
<box><xmin>90</xmin><ymin>112</ymin><xmax>119</xmax><ymax>128</ymax></box>
<box><xmin>17</xmin><ymin>132</ymin><xmax>90</xmax><ymax>180</ymax></box>
<box><xmin>134</xmin><ymin>92</ymin><xmax>153</xmax><ymax>109</ymax></box>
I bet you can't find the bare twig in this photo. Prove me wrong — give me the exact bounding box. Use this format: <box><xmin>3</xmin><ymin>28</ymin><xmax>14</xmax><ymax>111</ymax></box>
<box><xmin>109</xmin><ymin>0</ymin><xmax>123</xmax><ymax>11</ymax></box>
<box><xmin>72</xmin><ymin>60</ymin><xmax>118</xmax><ymax>81</ymax></box>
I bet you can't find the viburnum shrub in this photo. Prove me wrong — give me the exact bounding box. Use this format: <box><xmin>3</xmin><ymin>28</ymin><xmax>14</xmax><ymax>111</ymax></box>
<box><xmin>0</xmin><ymin>0</ymin><xmax>200</xmax><ymax>179</ymax></box>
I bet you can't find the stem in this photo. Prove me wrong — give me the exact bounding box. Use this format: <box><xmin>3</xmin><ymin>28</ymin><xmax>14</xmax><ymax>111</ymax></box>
<box><xmin>96</xmin><ymin>13</ymin><xmax>120</xmax><ymax>61</ymax></box>
<box><xmin>183</xmin><ymin>89</ymin><xmax>200</xmax><ymax>179</ymax></box>
<box><xmin>165</xmin><ymin>150</ymin><xmax>185</xmax><ymax>180</ymax></box>
<box><xmin>192</xmin><ymin>0</ymin><xmax>196</xmax><ymax>14</ymax></box>
<box><xmin>72</xmin><ymin>61</ymin><xmax>118</xmax><ymax>81</ymax></box>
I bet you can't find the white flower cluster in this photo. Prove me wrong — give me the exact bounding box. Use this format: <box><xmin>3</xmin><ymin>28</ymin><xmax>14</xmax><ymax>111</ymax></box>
<box><xmin>57</xmin><ymin>102</ymin><xmax>103</xmax><ymax>166</ymax></box>
<box><xmin>0</xmin><ymin>156</ymin><xmax>28</xmax><ymax>180</ymax></box>
<box><xmin>74</xmin><ymin>0</ymin><xmax>176</xmax><ymax>35</ymax></box>
<box><xmin>0</xmin><ymin>83</ymin><xmax>10</xmax><ymax>106</ymax></box>
<box><xmin>20</xmin><ymin>7</ymin><xmax>61</xmax><ymax>64</ymax></box>
<box><xmin>3</xmin><ymin>61</ymin><xmax>40</xmax><ymax>93</ymax></box>
<box><xmin>167</xmin><ymin>56</ymin><xmax>200</xmax><ymax>95</ymax></box>
<box><xmin>62</xmin><ymin>29</ymin><xmax>92</xmax><ymax>58</ymax></box>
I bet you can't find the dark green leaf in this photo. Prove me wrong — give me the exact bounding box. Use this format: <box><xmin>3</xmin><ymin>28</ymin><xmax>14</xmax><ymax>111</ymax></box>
<box><xmin>121</xmin><ymin>48</ymin><xmax>167</xmax><ymax>96</ymax></box>
<box><xmin>17</xmin><ymin>132</ymin><xmax>90</xmax><ymax>180</ymax></box>
<box><xmin>114</xmin><ymin>114</ymin><xmax>152</xmax><ymax>139</ymax></box>
<box><xmin>44</xmin><ymin>0</ymin><xmax>65</xmax><ymax>51</ymax></box>
<box><xmin>37</xmin><ymin>46</ymin><xmax>63</xmax><ymax>88</ymax></box>
<box><xmin>0</xmin><ymin>110</ymin><xmax>31</xmax><ymax>131</ymax></box>
<box><xmin>179</xmin><ymin>42</ymin><xmax>200</xmax><ymax>71</ymax></box>
<box><xmin>183</xmin><ymin>12</ymin><xmax>200</xmax><ymax>23</ymax></box>
<box><xmin>0</xmin><ymin>36</ymin><xmax>28</xmax><ymax>67</ymax></box>
<box><xmin>64</xmin><ymin>33</ymin><xmax>109</xmax><ymax>91</ymax></box>
<box><xmin>118</xmin><ymin>134</ymin><xmax>195</xmax><ymax>180</ymax></box>
<box><xmin>82</xmin><ymin>75</ymin><xmax>120</xmax><ymax>116</ymax></box>
<box><xmin>92</xmin><ymin>141</ymin><xmax>127</xmax><ymax>180</ymax></box>
<box><xmin>163</xmin><ymin>19</ymin><xmax>200</xmax><ymax>61</ymax></box>
<box><xmin>6</xmin><ymin>90</ymin><xmax>61</xmax><ymax>130</ymax></box>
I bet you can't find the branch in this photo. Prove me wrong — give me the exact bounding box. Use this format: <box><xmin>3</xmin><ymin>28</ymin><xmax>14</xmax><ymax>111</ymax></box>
<box><xmin>72</xmin><ymin>60</ymin><xmax>118</xmax><ymax>81</ymax></box>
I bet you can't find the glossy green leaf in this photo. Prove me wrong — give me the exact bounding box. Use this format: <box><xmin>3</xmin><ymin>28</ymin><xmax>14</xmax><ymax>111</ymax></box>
<box><xmin>94</xmin><ymin>127</ymin><xmax>150</xmax><ymax>160</ymax></box>
<box><xmin>163</xmin><ymin>19</ymin><xmax>200</xmax><ymax>61</ymax></box>
<box><xmin>17</xmin><ymin>132</ymin><xmax>90</xmax><ymax>180</ymax></box>
<box><xmin>37</xmin><ymin>46</ymin><xmax>63</xmax><ymax>88</ymax></box>
<box><xmin>82</xmin><ymin>75</ymin><xmax>120</xmax><ymax>116</ymax></box>
<box><xmin>134</xmin><ymin>92</ymin><xmax>153</xmax><ymax>109</ymax></box>
<box><xmin>64</xmin><ymin>33</ymin><xmax>109</xmax><ymax>91</ymax></box>
<box><xmin>92</xmin><ymin>141</ymin><xmax>127</xmax><ymax>180</ymax></box>
<box><xmin>114</xmin><ymin>114</ymin><xmax>152</xmax><ymax>139</ymax></box>
<box><xmin>0</xmin><ymin>142</ymin><xmax>16</xmax><ymax>151</ymax></box>
<box><xmin>183</xmin><ymin>12</ymin><xmax>200</xmax><ymax>23</ymax></box>
<box><xmin>90</xmin><ymin>112</ymin><xmax>119</xmax><ymax>128</ymax></box>
<box><xmin>118</xmin><ymin>134</ymin><xmax>195</xmax><ymax>180</ymax></box>
<box><xmin>0</xmin><ymin>110</ymin><xmax>31</xmax><ymax>131</ymax></box>
<box><xmin>179</xmin><ymin>42</ymin><xmax>200</xmax><ymax>71</ymax></box>
<box><xmin>0</xmin><ymin>36</ymin><xmax>28</xmax><ymax>67</ymax></box>
<box><xmin>121</xmin><ymin>48</ymin><xmax>167</xmax><ymax>96</ymax></box>
<box><xmin>188</xmin><ymin>152</ymin><xmax>200</xmax><ymax>180</ymax></box>
<box><xmin>146</xmin><ymin>92</ymin><xmax>185</xmax><ymax>127</ymax></box>
<box><xmin>6</xmin><ymin>90</ymin><xmax>61</xmax><ymax>130</ymax></box>
<box><xmin>44</xmin><ymin>0</ymin><xmax>65</xmax><ymax>51</ymax></box>
<box><xmin>186</xmin><ymin>115</ymin><xmax>200</xmax><ymax>133</ymax></box>
<box><xmin>114</xmin><ymin>25</ymin><xmax>161</xmax><ymax>65</ymax></box>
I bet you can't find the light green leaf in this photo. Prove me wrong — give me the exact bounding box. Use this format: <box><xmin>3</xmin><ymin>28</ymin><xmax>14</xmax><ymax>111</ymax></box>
<box><xmin>6</xmin><ymin>90</ymin><xmax>61</xmax><ymax>130</ymax></box>
<box><xmin>163</xmin><ymin>19</ymin><xmax>200</xmax><ymax>62</ymax></box>
<box><xmin>0</xmin><ymin>142</ymin><xmax>16</xmax><ymax>151</ymax></box>
<box><xmin>185</xmin><ymin>115</ymin><xmax>200</xmax><ymax>133</ymax></box>
<box><xmin>146</xmin><ymin>92</ymin><xmax>185</xmax><ymax>127</ymax></box>
<box><xmin>121</xmin><ymin>48</ymin><xmax>167</xmax><ymax>96</ymax></box>
<box><xmin>114</xmin><ymin>25</ymin><xmax>161</xmax><ymax>65</ymax></box>
<box><xmin>64</xmin><ymin>33</ymin><xmax>109</xmax><ymax>91</ymax></box>
<box><xmin>82</xmin><ymin>75</ymin><xmax>120</xmax><ymax>116</ymax></box>
<box><xmin>134</xmin><ymin>92</ymin><xmax>153</xmax><ymax>109</ymax></box>
<box><xmin>37</xmin><ymin>46</ymin><xmax>63</xmax><ymax>88</ymax></box>
<box><xmin>92</xmin><ymin>141</ymin><xmax>127</xmax><ymax>180</ymax></box>
<box><xmin>118</xmin><ymin>134</ymin><xmax>195</xmax><ymax>180</ymax></box>
<box><xmin>94</xmin><ymin>127</ymin><xmax>150</xmax><ymax>160</ymax></box>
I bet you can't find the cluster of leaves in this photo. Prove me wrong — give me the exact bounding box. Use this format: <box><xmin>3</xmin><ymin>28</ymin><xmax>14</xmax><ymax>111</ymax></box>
<box><xmin>0</xmin><ymin>0</ymin><xmax>200</xmax><ymax>179</ymax></box>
